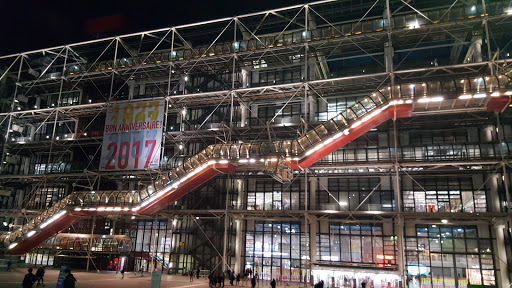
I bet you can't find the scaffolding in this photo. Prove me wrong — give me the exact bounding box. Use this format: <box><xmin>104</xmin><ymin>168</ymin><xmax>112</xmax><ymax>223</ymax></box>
<box><xmin>1</xmin><ymin>0</ymin><xmax>512</xmax><ymax>287</ymax></box>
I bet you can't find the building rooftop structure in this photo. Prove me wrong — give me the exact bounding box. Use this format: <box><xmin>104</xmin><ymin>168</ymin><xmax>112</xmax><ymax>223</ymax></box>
<box><xmin>1</xmin><ymin>0</ymin><xmax>512</xmax><ymax>287</ymax></box>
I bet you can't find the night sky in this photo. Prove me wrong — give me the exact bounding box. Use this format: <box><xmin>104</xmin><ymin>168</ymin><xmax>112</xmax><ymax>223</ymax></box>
<box><xmin>0</xmin><ymin>0</ymin><xmax>300</xmax><ymax>56</ymax></box>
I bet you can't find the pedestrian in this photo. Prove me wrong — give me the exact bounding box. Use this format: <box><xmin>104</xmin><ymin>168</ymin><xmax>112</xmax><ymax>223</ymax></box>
<box><xmin>190</xmin><ymin>270</ymin><xmax>194</xmax><ymax>282</ymax></box>
<box><xmin>254</xmin><ymin>272</ymin><xmax>258</xmax><ymax>286</ymax></box>
<box><xmin>141</xmin><ymin>265</ymin><xmax>144</xmax><ymax>277</ymax></box>
<box><xmin>121</xmin><ymin>268</ymin><xmax>125</xmax><ymax>279</ymax></box>
<box><xmin>7</xmin><ymin>260</ymin><xmax>12</xmax><ymax>271</ymax></box>
<box><xmin>230</xmin><ymin>271</ymin><xmax>235</xmax><ymax>285</ymax></box>
<box><xmin>63</xmin><ymin>268</ymin><xmax>77</xmax><ymax>288</ymax></box>
<box><xmin>251</xmin><ymin>276</ymin><xmax>256</xmax><ymax>288</ymax></box>
<box><xmin>22</xmin><ymin>268</ymin><xmax>36</xmax><ymax>288</ymax></box>
<box><xmin>236</xmin><ymin>273</ymin><xmax>240</xmax><ymax>285</ymax></box>
<box><xmin>197</xmin><ymin>268</ymin><xmax>200</xmax><ymax>279</ymax></box>
<box><xmin>271</xmin><ymin>278</ymin><xmax>276</xmax><ymax>288</ymax></box>
<box><xmin>36</xmin><ymin>266</ymin><xmax>45</xmax><ymax>286</ymax></box>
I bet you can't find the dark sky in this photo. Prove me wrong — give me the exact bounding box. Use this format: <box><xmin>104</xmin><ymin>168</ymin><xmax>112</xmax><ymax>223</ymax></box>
<box><xmin>0</xmin><ymin>0</ymin><xmax>300</xmax><ymax>56</ymax></box>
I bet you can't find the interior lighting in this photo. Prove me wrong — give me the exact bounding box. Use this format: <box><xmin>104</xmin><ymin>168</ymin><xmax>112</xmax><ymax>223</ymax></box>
<box><xmin>491</xmin><ymin>92</ymin><xmax>500</xmax><ymax>97</ymax></box>
<box><xmin>74</xmin><ymin>207</ymin><xmax>82</xmax><ymax>211</ymax></box>
<box><xmin>408</xmin><ymin>21</ymin><xmax>420</xmax><ymax>29</ymax></box>
<box><xmin>459</xmin><ymin>94</ymin><xmax>472</xmax><ymax>99</ymax></box>
<box><xmin>471</xmin><ymin>6</ymin><xmax>476</xmax><ymax>11</ymax></box>
<box><xmin>8</xmin><ymin>243</ymin><xmax>17</xmax><ymax>249</ymax></box>
<box><xmin>473</xmin><ymin>93</ymin><xmax>486</xmax><ymax>98</ymax></box>
<box><xmin>219</xmin><ymin>160</ymin><xmax>229</xmax><ymax>164</ymax></box>
<box><xmin>441</xmin><ymin>219</ymin><xmax>448</xmax><ymax>224</ymax></box>
<box><xmin>27</xmin><ymin>231</ymin><xmax>36</xmax><ymax>238</ymax></box>
<box><xmin>40</xmin><ymin>210</ymin><xmax>67</xmax><ymax>229</ymax></box>
<box><xmin>249</xmin><ymin>159</ymin><xmax>256</xmax><ymax>163</ymax></box>
<box><xmin>132</xmin><ymin>206</ymin><xmax>141</xmax><ymax>212</ymax></box>
<box><xmin>418</xmin><ymin>96</ymin><xmax>443</xmax><ymax>103</ymax></box>
<box><xmin>405</xmin><ymin>99</ymin><xmax>413</xmax><ymax>104</ymax></box>
<box><xmin>504</xmin><ymin>91</ymin><xmax>512</xmax><ymax>95</ymax></box>
<box><xmin>239</xmin><ymin>159</ymin><xmax>249</xmax><ymax>163</ymax></box>
<box><xmin>97</xmin><ymin>207</ymin><xmax>106</xmax><ymax>211</ymax></box>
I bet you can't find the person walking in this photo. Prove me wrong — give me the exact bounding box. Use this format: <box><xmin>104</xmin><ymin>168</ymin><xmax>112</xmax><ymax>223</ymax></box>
<box><xmin>251</xmin><ymin>276</ymin><xmax>256</xmax><ymax>288</ymax></box>
<box><xmin>271</xmin><ymin>279</ymin><xmax>276</xmax><ymax>288</ymax></box>
<box><xmin>22</xmin><ymin>268</ymin><xmax>36</xmax><ymax>288</ymax></box>
<box><xmin>63</xmin><ymin>268</ymin><xmax>77</xmax><ymax>288</ymax></box>
<box><xmin>190</xmin><ymin>270</ymin><xmax>194</xmax><ymax>282</ymax></box>
<box><xmin>7</xmin><ymin>260</ymin><xmax>12</xmax><ymax>271</ymax></box>
<box><xmin>236</xmin><ymin>273</ymin><xmax>240</xmax><ymax>285</ymax></box>
<box><xmin>230</xmin><ymin>271</ymin><xmax>235</xmax><ymax>285</ymax></box>
<box><xmin>36</xmin><ymin>266</ymin><xmax>45</xmax><ymax>286</ymax></box>
<box><xmin>196</xmin><ymin>268</ymin><xmax>200</xmax><ymax>279</ymax></box>
<box><xmin>121</xmin><ymin>268</ymin><xmax>125</xmax><ymax>279</ymax></box>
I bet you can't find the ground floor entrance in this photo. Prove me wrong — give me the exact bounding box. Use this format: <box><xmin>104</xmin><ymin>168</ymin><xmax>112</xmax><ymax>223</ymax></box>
<box><xmin>312</xmin><ymin>266</ymin><xmax>401</xmax><ymax>288</ymax></box>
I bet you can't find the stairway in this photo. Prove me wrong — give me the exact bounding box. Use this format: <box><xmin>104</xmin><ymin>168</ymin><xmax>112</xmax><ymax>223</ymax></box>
<box><xmin>3</xmin><ymin>75</ymin><xmax>511</xmax><ymax>255</ymax></box>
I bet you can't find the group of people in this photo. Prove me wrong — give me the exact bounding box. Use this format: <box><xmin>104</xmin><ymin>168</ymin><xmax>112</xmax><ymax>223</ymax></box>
<box><xmin>22</xmin><ymin>267</ymin><xmax>45</xmax><ymax>287</ymax></box>
<box><xmin>208</xmin><ymin>271</ymin><xmax>226</xmax><ymax>287</ymax></box>
<box><xmin>23</xmin><ymin>267</ymin><xmax>76</xmax><ymax>288</ymax></box>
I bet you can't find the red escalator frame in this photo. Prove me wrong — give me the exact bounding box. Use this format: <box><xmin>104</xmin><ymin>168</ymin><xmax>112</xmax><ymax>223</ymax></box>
<box><xmin>8</xmin><ymin>96</ymin><xmax>509</xmax><ymax>255</ymax></box>
<box><xmin>8</xmin><ymin>214</ymin><xmax>81</xmax><ymax>255</ymax></box>
<box><xmin>288</xmin><ymin>104</ymin><xmax>413</xmax><ymax>169</ymax></box>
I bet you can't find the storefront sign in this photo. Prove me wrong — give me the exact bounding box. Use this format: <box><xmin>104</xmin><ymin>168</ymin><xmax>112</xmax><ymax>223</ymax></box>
<box><xmin>100</xmin><ymin>100</ymin><xmax>164</xmax><ymax>171</ymax></box>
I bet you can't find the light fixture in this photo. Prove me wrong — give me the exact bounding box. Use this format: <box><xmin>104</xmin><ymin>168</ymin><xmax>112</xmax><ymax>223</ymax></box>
<box><xmin>441</xmin><ymin>219</ymin><xmax>448</xmax><ymax>224</ymax></box>
<box><xmin>27</xmin><ymin>231</ymin><xmax>36</xmax><ymax>238</ymax></box>
<box><xmin>40</xmin><ymin>210</ymin><xmax>67</xmax><ymax>229</ymax></box>
<box><xmin>8</xmin><ymin>243</ymin><xmax>17</xmax><ymax>249</ymax></box>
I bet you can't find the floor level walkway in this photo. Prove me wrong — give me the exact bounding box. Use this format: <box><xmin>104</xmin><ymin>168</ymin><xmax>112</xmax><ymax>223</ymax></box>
<box><xmin>0</xmin><ymin>268</ymin><xmax>311</xmax><ymax>288</ymax></box>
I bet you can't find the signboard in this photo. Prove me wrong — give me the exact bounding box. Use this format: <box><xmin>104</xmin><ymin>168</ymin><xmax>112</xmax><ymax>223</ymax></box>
<box><xmin>56</xmin><ymin>265</ymin><xmax>68</xmax><ymax>288</ymax></box>
<box><xmin>100</xmin><ymin>100</ymin><xmax>164</xmax><ymax>171</ymax></box>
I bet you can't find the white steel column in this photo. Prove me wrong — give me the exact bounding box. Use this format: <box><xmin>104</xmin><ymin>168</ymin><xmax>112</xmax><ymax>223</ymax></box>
<box><xmin>234</xmin><ymin>179</ymin><xmax>246</xmax><ymax>274</ymax></box>
<box><xmin>493</xmin><ymin>222</ymin><xmax>510</xmax><ymax>288</ymax></box>
<box><xmin>309</xmin><ymin>177</ymin><xmax>317</xmax><ymax>210</ymax></box>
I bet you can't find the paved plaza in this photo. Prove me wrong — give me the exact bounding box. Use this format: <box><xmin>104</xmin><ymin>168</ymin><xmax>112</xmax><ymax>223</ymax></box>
<box><xmin>0</xmin><ymin>267</ymin><xmax>310</xmax><ymax>288</ymax></box>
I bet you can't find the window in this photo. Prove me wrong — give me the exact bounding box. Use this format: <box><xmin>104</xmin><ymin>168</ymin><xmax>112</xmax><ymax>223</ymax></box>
<box><xmin>406</xmin><ymin>225</ymin><xmax>495</xmax><ymax>287</ymax></box>
<box><xmin>323</xmin><ymin>223</ymin><xmax>396</xmax><ymax>266</ymax></box>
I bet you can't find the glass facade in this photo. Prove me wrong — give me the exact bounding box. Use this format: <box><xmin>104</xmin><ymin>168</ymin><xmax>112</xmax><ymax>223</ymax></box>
<box><xmin>245</xmin><ymin>222</ymin><xmax>305</xmax><ymax>282</ymax></box>
<box><xmin>406</xmin><ymin>225</ymin><xmax>495</xmax><ymax>288</ymax></box>
<box><xmin>321</xmin><ymin>224</ymin><xmax>396</xmax><ymax>266</ymax></box>
<box><xmin>248</xmin><ymin>180</ymin><xmax>302</xmax><ymax>210</ymax></box>
<box><xmin>0</xmin><ymin>1</ymin><xmax>511</xmax><ymax>287</ymax></box>
<box><xmin>403</xmin><ymin>177</ymin><xmax>486</xmax><ymax>213</ymax></box>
